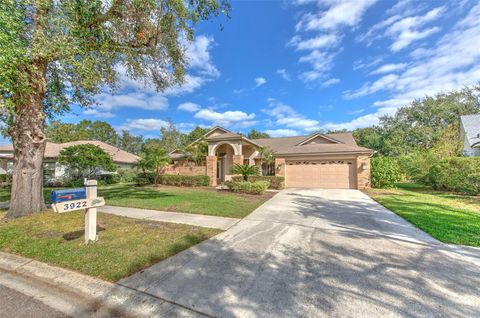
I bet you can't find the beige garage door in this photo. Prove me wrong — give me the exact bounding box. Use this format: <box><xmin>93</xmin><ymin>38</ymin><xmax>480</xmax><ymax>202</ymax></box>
<box><xmin>285</xmin><ymin>160</ymin><xmax>356</xmax><ymax>189</ymax></box>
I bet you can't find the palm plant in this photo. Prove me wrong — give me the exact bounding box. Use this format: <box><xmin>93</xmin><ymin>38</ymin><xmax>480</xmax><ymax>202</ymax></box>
<box><xmin>231</xmin><ymin>164</ymin><xmax>260</xmax><ymax>181</ymax></box>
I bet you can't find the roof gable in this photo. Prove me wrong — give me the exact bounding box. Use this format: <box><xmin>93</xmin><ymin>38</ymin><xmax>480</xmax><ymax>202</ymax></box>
<box><xmin>297</xmin><ymin>134</ymin><xmax>341</xmax><ymax>146</ymax></box>
<box><xmin>204</xmin><ymin>126</ymin><xmax>232</xmax><ymax>138</ymax></box>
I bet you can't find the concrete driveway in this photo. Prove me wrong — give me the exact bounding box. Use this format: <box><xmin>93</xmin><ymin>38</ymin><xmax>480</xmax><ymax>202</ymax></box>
<box><xmin>120</xmin><ymin>189</ymin><xmax>480</xmax><ymax>317</ymax></box>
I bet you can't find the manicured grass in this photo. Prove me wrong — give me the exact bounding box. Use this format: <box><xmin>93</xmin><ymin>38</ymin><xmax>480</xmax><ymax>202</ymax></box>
<box><xmin>99</xmin><ymin>184</ymin><xmax>273</xmax><ymax>218</ymax></box>
<box><xmin>0</xmin><ymin>210</ymin><xmax>220</xmax><ymax>281</ymax></box>
<box><xmin>364</xmin><ymin>183</ymin><xmax>480</xmax><ymax>246</ymax></box>
<box><xmin>0</xmin><ymin>183</ymin><xmax>274</xmax><ymax>218</ymax></box>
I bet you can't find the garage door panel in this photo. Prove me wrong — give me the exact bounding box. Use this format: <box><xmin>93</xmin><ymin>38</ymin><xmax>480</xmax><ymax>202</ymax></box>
<box><xmin>285</xmin><ymin>160</ymin><xmax>355</xmax><ymax>189</ymax></box>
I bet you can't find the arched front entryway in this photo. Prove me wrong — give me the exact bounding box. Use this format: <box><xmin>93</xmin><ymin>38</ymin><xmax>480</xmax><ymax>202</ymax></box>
<box><xmin>206</xmin><ymin>142</ymin><xmax>244</xmax><ymax>186</ymax></box>
<box><xmin>214</xmin><ymin>143</ymin><xmax>236</xmax><ymax>183</ymax></box>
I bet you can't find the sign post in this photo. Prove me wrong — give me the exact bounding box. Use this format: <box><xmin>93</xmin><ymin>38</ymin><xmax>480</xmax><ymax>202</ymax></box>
<box><xmin>51</xmin><ymin>180</ymin><xmax>104</xmax><ymax>244</ymax></box>
<box><xmin>85</xmin><ymin>180</ymin><xmax>98</xmax><ymax>243</ymax></box>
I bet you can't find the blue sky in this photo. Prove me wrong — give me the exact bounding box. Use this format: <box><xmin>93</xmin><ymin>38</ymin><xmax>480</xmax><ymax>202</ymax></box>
<box><xmin>65</xmin><ymin>0</ymin><xmax>480</xmax><ymax>138</ymax></box>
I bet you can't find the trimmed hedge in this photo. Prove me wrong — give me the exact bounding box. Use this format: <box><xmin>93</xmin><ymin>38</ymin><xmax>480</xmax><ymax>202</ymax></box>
<box><xmin>428</xmin><ymin>157</ymin><xmax>480</xmax><ymax>195</ymax></box>
<box><xmin>371</xmin><ymin>157</ymin><xmax>402</xmax><ymax>188</ymax></box>
<box><xmin>247</xmin><ymin>176</ymin><xmax>284</xmax><ymax>190</ymax></box>
<box><xmin>159</xmin><ymin>175</ymin><xmax>210</xmax><ymax>187</ymax></box>
<box><xmin>231</xmin><ymin>175</ymin><xmax>284</xmax><ymax>189</ymax></box>
<box><xmin>133</xmin><ymin>173</ymin><xmax>209</xmax><ymax>187</ymax></box>
<box><xmin>225</xmin><ymin>180</ymin><xmax>269</xmax><ymax>194</ymax></box>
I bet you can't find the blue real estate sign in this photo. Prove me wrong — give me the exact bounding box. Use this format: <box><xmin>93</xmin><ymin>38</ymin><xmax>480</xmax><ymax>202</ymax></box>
<box><xmin>51</xmin><ymin>188</ymin><xmax>86</xmax><ymax>203</ymax></box>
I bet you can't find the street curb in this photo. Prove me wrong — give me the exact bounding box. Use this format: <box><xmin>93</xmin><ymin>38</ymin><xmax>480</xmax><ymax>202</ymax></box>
<box><xmin>0</xmin><ymin>251</ymin><xmax>207</xmax><ymax>317</ymax></box>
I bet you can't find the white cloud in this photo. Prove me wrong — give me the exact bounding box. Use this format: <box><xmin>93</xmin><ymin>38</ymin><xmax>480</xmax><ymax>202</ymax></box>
<box><xmin>96</xmin><ymin>93</ymin><xmax>168</xmax><ymax>111</ymax></box>
<box><xmin>119</xmin><ymin>118</ymin><xmax>169</xmax><ymax>131</ymax></box>
<box><xmin>265</xmin><ymin>129</ymin><xmax>299</xmax><ymax>137</ymax></box>
<box><xmin>359</xmin><ymin>6</ymin><xmax>445</xmax><ymax>51</ymax></box>
<box><xmin>255</xmin><ymin>77</ymin><xmax>267</xmax><ymax>87</ymax></box>
<box><xmin>262</xmin><ymin>99</ymin><xmax>297</xmax><ymax>118</ymax></box>
<box><xmin>327</xmin><ymin>3</ymin><xmax>480</xmax><ymax>130</ymax></box>
<box><xmin>262</xmin><ymin>98</ymin><xmax>320</xmax><ymax>132</ymax></box>
<box><xmin>292</xmin><ymin>0</ymin><xmax>377</xmax><ymax>83</ymax></box>
<box><xmin>369</xmin><ymin>63</ymin><xmax>407</xmax><ymax>75</ymax></box>
<box><xmin>276</xmin><ymin>69</ymin><xmax>291</xmax><ymax>81</ymax></box>
<box><xmin>185</xmin><ymin>35</ymin><xmax>220</xmax><ymax>77</ymax></box>
<box><xmin>298</xmin><ymin>50</ymin><xmax>336</xmax><ymax>82</ymax></box>
<box><xmin>322</xmin><ymin>78</ymin><xmax>340</xmax><ymax>87</ymax></box>
<box><xmin>194</xmin><ymin>109</ymin><xmax>256</xmax><ymax>127</ymax></box>
<box><xmin>288</xmin><ymin>34</ymin><xmax>340</xmax><ymax>51</ymax></box>
<box><xmin>296</xmin><ymin>0</ymin><xmax>378</xmax><ymax>31</ymax></box>
<box><xmin>83</xmin><ymin>109</ymin><xmax>115</xmax><ymax>118</ymax></box>
<box><xmin>95</xmin><ymin>35</ymin><xmax>219</xmax><ymax>115</ymax></box>
<box><xmin>177</xmin><ymin>102</ymin><xmax>201</xmax><ymax>112</ymax></box>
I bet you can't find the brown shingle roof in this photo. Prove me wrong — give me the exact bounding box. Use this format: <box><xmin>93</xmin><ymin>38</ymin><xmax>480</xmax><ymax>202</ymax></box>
<box><xmin>0</xmin><ymin>141</ymin><xmax>139</xmax><ymax>164</ymax></box>
<box><xmin>252</xmin><ymin>133</ymin><xmax>372</xmax><ymax>155</ymax></box>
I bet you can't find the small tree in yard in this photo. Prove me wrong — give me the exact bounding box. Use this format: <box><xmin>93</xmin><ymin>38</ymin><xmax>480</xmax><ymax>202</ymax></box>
<box><xmin>231</xmin><ymin>164</ymin><xmax>260</xmax><ymax>181</ymax></box>
<box><xmin>1</xmin><ymin>0</ymin><xmax>229</xmax><ymax>219</ymax></box>
<box><xmin>136</xmin><ymin>144</ymin><xmax>170</xmax><ymax>186</ymax></box>
<box><xmin>58</xmin><ymin>144</ymin><xmax>116</xmax><ymax>180</ymax></box>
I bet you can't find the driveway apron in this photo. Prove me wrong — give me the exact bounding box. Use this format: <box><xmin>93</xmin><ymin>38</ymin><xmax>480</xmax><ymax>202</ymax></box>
<box><xmin>119</xmin><ymin>189</ymin><xmax>480</xmax><ymax>318</ymax></box>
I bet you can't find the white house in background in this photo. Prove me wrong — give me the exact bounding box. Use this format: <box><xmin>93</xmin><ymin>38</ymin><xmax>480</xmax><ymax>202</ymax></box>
<box><xmin>0</xmin><ymin>140</ymin><xmax>139</xmax><ymax>179</ymax></box>
<box><xmin>460</xmin><ymin>114</ymin><xmax>480</xmax><ymax>157</ymax></box>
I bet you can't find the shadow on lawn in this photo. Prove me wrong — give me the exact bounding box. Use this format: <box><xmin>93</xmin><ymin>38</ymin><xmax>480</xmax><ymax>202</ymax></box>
<box><xmin>104</xmin><ymin>190</ymin><xmax>480</xmax><ymax>317</ymax></box>
<box><xmin>99</xmin><ymin>186</ymin><xmax>176</xmax><ymax>201</ymax></box>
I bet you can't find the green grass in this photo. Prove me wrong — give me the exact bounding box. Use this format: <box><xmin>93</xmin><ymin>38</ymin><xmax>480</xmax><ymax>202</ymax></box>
<box><xmin>364</xmin><ymin>183</ymin><xmax>480</xmax><ymax>246</ymax></box>
<box><xmin>0</xmin><ymin>183</ymin><xmax>273</xmax><ymax>218</ymax></box>
<box><xmin>99</xmin><ymin>184</ymin><xmax>272</xmax><ymax>218</ymax></box>
<box><xmin>0</xmin><ymin>210</ymin><xmax>220</xmax><ymax>281</ymax></box>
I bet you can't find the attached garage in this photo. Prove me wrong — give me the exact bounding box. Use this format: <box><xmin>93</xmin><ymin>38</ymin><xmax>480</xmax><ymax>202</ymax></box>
<box><xmin>285</xmin><ymin>160</ymin><xmax>356</xmax><ymax>189</ymax></box>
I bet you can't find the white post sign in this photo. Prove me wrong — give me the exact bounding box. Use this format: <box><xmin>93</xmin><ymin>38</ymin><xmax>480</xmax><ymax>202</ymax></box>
<box><xmin>51</xmin><ymin>179</ymin><xmax>105</xmax><ymax>243</ymax></box>
<box><xmin>85</xmin><ymin>179</ymin><xmax>99</xmax><ymax>243</ymax></box>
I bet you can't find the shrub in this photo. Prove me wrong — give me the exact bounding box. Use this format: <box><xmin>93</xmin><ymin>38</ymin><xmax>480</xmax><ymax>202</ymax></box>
<box><xmin>231</xmin><ymin>175</ymin><xmax>243</xmax><ymax>182</ymax></box>
<box><xmin>97</xmin><ymin>173</ymin><xmax>120</xmax><ymax>185</ymax></box>
<box><xmin>428</xmin><ymin>157</ymin><xmax>480</xmax><ymax>195</ymax></box>
<box><xmin>247</xmin><ymin>176</ymin><xmax>284</xmax><ymax>189</ymax></box>
<box><xmin>231</xmin><ymin>164</ymin><xmax>260</xmax><ymax>181</ymax></box>
<box><xmin>158</xmin><ymin>175</ymin><xmax>210</xmax><ymax>187</ymax></box>
<box><xmin>371</xmin><ymin>157</ymin><xmax>402</xmax><ymax>188</ymax></box>
<box><xmin>398</xmin><ymin>150</ymin><xmax>439</xmax><ymax>184</ymax></box>
<box><xmin>225</xmin><ymin>180</ymin><xmax>269</xmax><ymax>194</ymax></box>
<box><xmin>133</xmin><ymin>172</ymin><xmax>155</xmax><ymax>185</ymax></box>
<box><xmin>0</xmin><ymin>174</ymin><xmax>12</xmax><ymax>184</ymax></box>
<box><xmin>117</xmin><ymin>168</ymin><xmax>136</xmax><ymax>183</ymax></box>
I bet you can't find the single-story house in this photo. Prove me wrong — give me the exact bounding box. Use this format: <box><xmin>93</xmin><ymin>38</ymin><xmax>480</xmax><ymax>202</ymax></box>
<box><xmin>460</xmin><ymin>114</ymin><xmax>480</xmax><ymax>157</ymax></box>
<box><xmin>0</xmin><ymin>140</ymin><xmax>139</xmax><ymax>180</ymax></box>
<box><xmin>172</xmin><ymin>126</ymin><xmax>373</xmax><ymax>189</ymax></box>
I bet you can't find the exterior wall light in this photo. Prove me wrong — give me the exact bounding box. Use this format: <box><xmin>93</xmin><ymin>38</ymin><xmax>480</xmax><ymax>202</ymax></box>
<box><xmin>361</xmin><ymin>162</ymin><xmax>367</xmax><ymax>170</ymax></box>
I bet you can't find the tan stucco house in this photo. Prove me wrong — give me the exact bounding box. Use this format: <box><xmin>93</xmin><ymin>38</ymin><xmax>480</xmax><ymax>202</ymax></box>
<box><xmin>0</xmin><ymin>140</ymin><xmax>139</xmax><ymax>179</ymax></box>
<box><xmin>172</xmin><ymin>126</ymin><xmax>373</xmax><ymax>189</ymax></box>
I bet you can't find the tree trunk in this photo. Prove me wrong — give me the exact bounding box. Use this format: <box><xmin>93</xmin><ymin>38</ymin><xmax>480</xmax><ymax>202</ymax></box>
<box><xmin>6</xmin><ymin>63</ymin><xmax>48</xmax><ymax>219</ymax></box>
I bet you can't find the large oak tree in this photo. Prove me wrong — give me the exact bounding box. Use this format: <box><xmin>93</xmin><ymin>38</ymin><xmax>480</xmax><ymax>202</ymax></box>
<box><xmin>0</xmin><ymin>0</ymin><xmax>229</xmax><ymax>218</ymax></box>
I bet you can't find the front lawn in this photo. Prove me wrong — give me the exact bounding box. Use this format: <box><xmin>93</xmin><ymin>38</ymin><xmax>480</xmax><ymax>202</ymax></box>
<box><xmin>0</xmin><ymin>183</ymin><xmax>274</xmax><ymax>218</ymax></box>
<box><xmin>99</xmin><ymin>184</ymin><xmax>273</xmax><ymax>218</ymax></box>
<box><xmin>0</xmin><ymin>210</ymin><xmax>220</xmax><ymax>281</ymax></box>
<box><xmin>364</xmin><ymin>183</ymin><xmax>480</xmax><ymax>246</ymax></box>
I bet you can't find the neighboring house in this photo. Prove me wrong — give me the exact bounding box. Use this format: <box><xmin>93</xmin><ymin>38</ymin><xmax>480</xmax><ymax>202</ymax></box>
<box><xmin>172</xmin><ymin>126</ymin><xmax>373</xmax><ymax>189</ymax></box>
<box><xmin>460</xmin><ymin>114</ymin><xmax>480</xmax><ymax>157</ymax></box>
<box><xmin>0</xmin><ymin>140</ymin><xmax>139</xmax><ymax>180</ymax></box>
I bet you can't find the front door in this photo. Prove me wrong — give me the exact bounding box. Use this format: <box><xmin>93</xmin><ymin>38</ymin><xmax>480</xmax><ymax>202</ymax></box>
<box><xmin>217</xmin><ymin>155</ymin><xmax>225</xmax><ymax>182</ymax></box>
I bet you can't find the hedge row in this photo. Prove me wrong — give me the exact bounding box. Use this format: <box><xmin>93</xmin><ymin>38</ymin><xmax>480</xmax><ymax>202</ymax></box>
<box><xmin>371</xmin><ymin>157</ymin><xmax>402</xmax><ymax>188</ymax></box>
<box><xmin>231</xmin><ymin>175</ymin><xmax>284</xmax><ymax>189</ymax></box>
<box><xmin>159</xmin><ymin>174</ymin><xmax>210</xmax><ymax>187</ymax></box>
<box><xmin>429</xmin><ymin>157</ymin><xmax>480</xmax><ymax>195</ymax></box>
<box><xmin>225</xmin><ymin>180</ymin><xmax>270</xmax><ymax>194</ymax></box>
<box><xmin>134</xmin><ymin>173</ymin><xmax>209</xmax><ymax>187</ymax></box>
